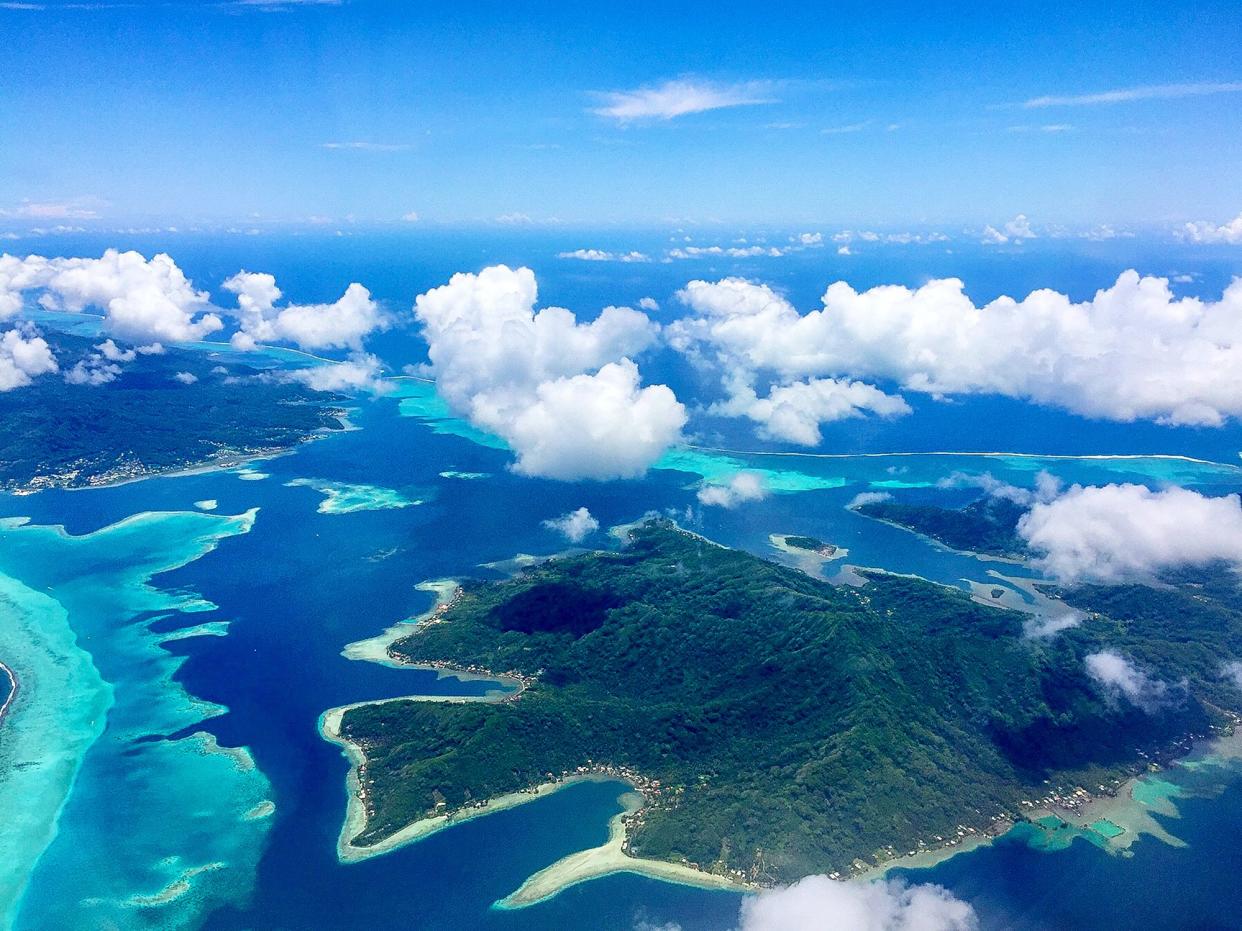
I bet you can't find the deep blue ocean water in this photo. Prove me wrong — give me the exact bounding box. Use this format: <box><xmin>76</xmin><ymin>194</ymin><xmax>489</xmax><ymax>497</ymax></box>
<box><xmin>2</xmin><ymin>233</ymin><xmax>1242</xmax><ymax>929</ymax></box>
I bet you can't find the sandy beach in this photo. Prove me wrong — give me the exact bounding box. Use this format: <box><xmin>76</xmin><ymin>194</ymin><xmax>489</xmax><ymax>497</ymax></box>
<box><xmin>495</xmin><ymin>790</ymin><xmax>750</xmax><ymax>909</ymax></box>
<box><xmin>0</xmin><ymin>662</ymin><xmax>17</xmax><ymax>729</ymax></box>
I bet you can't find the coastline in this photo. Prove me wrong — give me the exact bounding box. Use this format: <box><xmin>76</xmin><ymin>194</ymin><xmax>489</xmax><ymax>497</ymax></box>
<box><xmin>859</xmin><ymin>724</ymin><xmax>1242</xmax><ymax>883</ymax></box>
<box><xmin>0</xmin><ymin>661</ymin><xmax>17</xmax><ymax>729</ymax></box>
<box><xmin>320</xmin><ymin>694</ymin><xmax>550</xmax><ymax>864</ymax></box>
<box><xmin>494</xmin><ymin>790</ymin><xmax>750</xmax><ymax>910</ymax></box>
<box><xmin>320</xmin><ymin>696</ymin><xmax>752</xmax><ymax>902</ymax></box>
<box><xmin>685</xmin><ymin>444</ymin><xmax>1239</xmax><ymax>469</ymax></box>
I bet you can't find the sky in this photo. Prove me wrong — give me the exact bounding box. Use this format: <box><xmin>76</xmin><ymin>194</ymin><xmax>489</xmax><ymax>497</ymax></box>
<box><xmin>1</xmin><ymin>0</ymin><xmax>1241</xmax><ymax>228</ymax></box>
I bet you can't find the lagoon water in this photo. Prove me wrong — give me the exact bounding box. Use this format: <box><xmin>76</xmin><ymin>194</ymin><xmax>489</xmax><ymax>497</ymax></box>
<box><xmin>4</xmin><ymin>234</ymin><xmax>1242</xmax><ymax>929</ymax></box>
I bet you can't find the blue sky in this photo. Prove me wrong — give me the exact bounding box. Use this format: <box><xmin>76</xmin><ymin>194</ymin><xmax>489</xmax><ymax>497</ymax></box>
<box><xmin>1</xmin><ymin>0</ymin><xmax>1240</xmax><ymax>227</ymax></box>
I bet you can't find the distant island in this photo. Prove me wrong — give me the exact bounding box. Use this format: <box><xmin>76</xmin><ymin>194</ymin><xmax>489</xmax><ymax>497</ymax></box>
<box><xmin>327</xmin><ymin>519</ymin><xmax>1238</xmax><ymax>889</ymax></box>
<box><xmin>0</xmin><ymin>332</ymin><xmax>346</xmax><ymax>492</ymax></box>
<box><xmin>854</xmin><ymin>494</ymin><xmax>1027</xmax><ymax>557</ymax></box>
<box><xmin>782</xmin><ymin>535</ymin><xmax>837</xmax><ymax>556</ymax></box>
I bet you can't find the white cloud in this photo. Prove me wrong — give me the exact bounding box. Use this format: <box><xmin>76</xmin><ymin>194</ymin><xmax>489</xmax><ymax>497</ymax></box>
<box><xmin>593</xmin><ymin>78</ymin><xmax>777</xmax><ymax>122</ymax></box>
<box><xmin>286</xmin><ymin>353</ymin><xmax>389</xmax><ymax>393</ymax></box>
<box><xmin>1023</xmin><ymin>612</ymin><xmax>1083</xmax><ymax>639</ymax></box>
<box><xmin>414</xmin><ymin>265</ymin><xmax>683</xmax><ymax>479</ymax></box>
<box><xmin>667</xmin><ymin>245</ymin><xmax>791</xmax><ymax>260</ymax></box>
<box><xmin>1023</xmin><ymin>81</ymin><xmax>1242</xmax><ymax>108</ymax></box>
<box><xmin>638</xmin><ymin>297</ymin><xmax>660</xmax><ymax>312</ymax></box>
<box><xmin>795</xmin><ymin>232</ymin><xmax>823</xmax><ymax>246</ymax></box>
<box><xmin>321</xmin><ymin>141</ymin><xmax>413</xmax><ymax>151</ymax></box>
<box><xmin>0</xmin><ymin>326</ymin><xmax>57</xmax><ymax>390</ymax></box>
<box><xmin>0</xmin><ymin>250</ymin><xmax>223</xmax><ymax>344</ymax></box>
<box><xmin>96</xmin><ymin>338</ymin><xmax>135</xmax><ymax>362</ymax></box>
<box><xmin>937</xmin><ymin>470</ymin><xmax>1061</xmax><ymax>506</ymax></box>
<box><xmin>1222</xmin><ymin>661</ymin><xmax>1242</xmax><ymax>690</ymax></box>
<box><xmin>542</xmin><ymin>506</ymin><xmax>600</xmax><ymax>542</ymax></box>
<box><xmin>1179</xmin><ymin>213</ymin><xmax>1242</xmax><ymax>245</ymax></box>
<box><xmin>980</xmin><ymin>225</ymin><xmax>1008</xmax><ymax>245</ymax></box>
<box><xmin>64</xmin><ymin>354</ymin><xmax>121</xmax><ymax>386</ymax></box>
<box><xmin>720</xmin><ymin>376</ymin><xmax>910</xmax><ymax>446</ymax></box>
<box><xmin>223</xmin><ymin>271</ymin><xmax>385</xmax><ymax>352</ymax></box>
<box><xmin>1003</xmin><ymin>214</ymin><xmax>1036</xmax><ymax>240</ymax></box>
<box><xmin>173</xmin><ymin>371</ymin><xmax>198</xmax><ymax>385</ymax></box>
<box><xmin>1018</xmin><ymin>484</ymin><xmax>1242</xmax><ymax>583</ymax></box>
<box><xmin>848</xmin><ymin>491</ymin><xmax>892</xmax><ymax>509</ymax></box>
<box><xmin>671</xmin><ymin>271</ymin><xmax>1242</xmax><ymax>427</ymax></box>
<box><xmin>401</xmin><ymin>211</ymin><xmax>420</xmax><ymax>222</ymax></box>
<box><xmin>738</xmin><ymin>875</ymin><xmax>977</xmax><ymax>931</ymax></box>
<box><xmin>0</xmin><ymin>198</ymin><xmax>103</xmax><ymax>220</ymax></box>
<box><xmin>697</xmin><ymin>472</ymin><xmax>769</xmax><ymax>508</ymax></box>
<box><xmin>506</xmin><ymin>361</ymin><xmax>686</xmax><ymax>480</ymax></box>
<box><xmin>1085</xmin><ymin>651</ymin><xmax>1179</xmax><ymax>713</ymax></box>
<box><xmin>557</xmin><ymin>249</ymin><xmax>651</xmax><ymax>263</ymax></box>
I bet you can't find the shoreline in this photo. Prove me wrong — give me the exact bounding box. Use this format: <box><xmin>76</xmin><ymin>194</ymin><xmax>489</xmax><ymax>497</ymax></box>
<box><xmin>858</xmin><ymin>723</ymin><xmax>1242</xmax><ymax>883</ymax></box>
<box><xmin>0</xmin><ymin>662</ymin><xmax>17</xmax><ymax>729</ymax></box>
<box><xmin>684</xmin><ymin>444</ymin><xmax>1239</xmax><ymax>470</ymax></box>
<box><xmin>494</xmin><ymin>790</ymin><xmax>751</xmax><ymax>909</ymax></box>
<box><xmin>320</xmin><ymin>694</ymin><xmax>552</xmax><ymax>864</ymax></box>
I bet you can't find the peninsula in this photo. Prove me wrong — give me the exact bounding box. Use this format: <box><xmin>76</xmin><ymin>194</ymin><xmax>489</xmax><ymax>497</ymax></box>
<box><xmin>0</xmin><ymin>331</ymin><xmax>346</xmax><ymax>492</ymax></box>
<box><xmin>327</xmin><ymin>519</ymin><xmax>1236</xmax><ymax>891</ymax></box>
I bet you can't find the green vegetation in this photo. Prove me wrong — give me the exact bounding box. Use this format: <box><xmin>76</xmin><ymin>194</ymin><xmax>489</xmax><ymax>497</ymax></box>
<box><xmin>338</xmin><ymin>520</ymin><xmax>1237</xmax><ymax>882</ymax></box>
<box><xmin>783</xmin><ymin>535</ymin><xmax>833</xmax><ymax>554</ymax></box>
<box><xmin>857</xmin><ymin>495</ymin><xmax>1027</xmax><ymax>557</ymax></box>
<box><xmin>0</xmin><ymin>332</ymin><xmax>345</xmax><ymax>490</ymax></box>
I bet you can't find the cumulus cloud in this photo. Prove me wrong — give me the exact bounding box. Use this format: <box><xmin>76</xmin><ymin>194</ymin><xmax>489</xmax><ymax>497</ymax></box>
<box><xmin>593</xmin><ymin>78</ymin><xmax>777</xmax><ymax>121</ymax></box>
<box><xmin>697</xmin><ymin>472</ymin><xmax>769</xmax><ymax>508</ymax></box>
<box><xmin>414</xmin><ymin>265</ymin><xmax>683</xmax><ymax>480</ymax></box>
<box><xmin>671</xmin><ymin>271</ymin><xmax>1242</xmax><ymax>427</ymax></box>
<box><xmin>848</xmin><ymin>491</ymin><xmax>892</xmax><ymax>509</ymax></box>
<box><xmin>0</xmin><ymin>250</ymin><xmax>222</xmax><ymax>344</ymax></box>
<box><xmin>738</xmin><ymin>875</ymin><xmax>977</xmax><ymax>931</ymax></box>
<box><xmin>223</xmin><ymin>271</ymin><xmax>385</xmax><ymax>351</ymax></box>
<box><xmin>719</xmin><ymin>376</ymin><xmax>910</xmax><ymax>445</ymax></box>
<box><xmin>638</xmin><ymin>297</ymin><xmax>659</xmax><ymax>312</ymax></box>
<box><xmin>0</xmin><ymin>326</ymin><xmax>58</xmax><ymax>390</ymax></box>
<box><xmin>557</xmin><ymin>249</ymin><xmax>651</xmax><ymax>263</ymax></box>
<box><xmin>937</xmin><ymin>470</ymin><xmax>1061</xmax><ymax>506</ymax></box>
<box><xmin>64</xmin><ymin>353</ymin><xmax>121</xmax><ymax>386</ymax></box>
<box><xmin>286</xmin><ymin>353</ymin><xmax>389</xmax><ymax>393</ymax></box>
<box><xmin>542</xmin><ymin>506</ymin><xmax>600</xmax><ymax>542</ymax></box>
<box><xmin>1179</xmin><ymin>213</ymin><xmax>1242</xmax><ymax>245</ymax></box>
<box><xmin>173</xmin><ymin>371</ymin><xmax>198</xmax><ymax>385</ymax></box>
<box><xmin>1018</xmin><ymin>484</ymin><xmax>1242</xmax><ymax>583</ymax></box>
<box><xmin>1085</xmin><ymin>650</ymin><xmax>1180</xmax><ymax>713</ymax></box>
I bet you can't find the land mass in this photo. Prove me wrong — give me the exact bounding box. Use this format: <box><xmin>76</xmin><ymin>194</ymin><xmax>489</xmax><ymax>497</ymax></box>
<box><xmin>331</xmin><ymin>519</ymin><xmax>1239</xmax><ymax>888</ymax></box>
<box><xmin>856</xmin><ymin>494</ymin><xmax>1027</xmax><ymax>557</ymax></box>
<box><xmin>0</xmin><ymin>332</ymin><xmax>346</xmax><ymax>492</ymax></box>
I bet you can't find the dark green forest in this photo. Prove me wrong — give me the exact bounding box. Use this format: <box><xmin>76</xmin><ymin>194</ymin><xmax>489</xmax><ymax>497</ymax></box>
<box><xmin>340</xmin><ymin>520</ymin><xmax>1239</xmax><ymax>881</ymax></box>
<box><xmin>0</xmin><ymin>332</ymin><xmax>344</xmax><ymax>490</ymax></box>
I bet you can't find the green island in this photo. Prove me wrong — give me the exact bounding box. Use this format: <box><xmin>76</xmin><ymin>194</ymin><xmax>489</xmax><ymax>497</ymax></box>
<box><xmin>855</xmin><ymin>495</ymin><xmax>1027</xmax><ymax>557</ymax></box>
<box><xmin>328</xmin><ymin>519</ymin><xmax>1240</xmax><ymax>890</ymax></box>
<box><xmin>782</xmin><ymin>535</ymin><xmax>837</xmax><ymax>555</ymax></box>
<box><xmin>0</xmin><ymin>331</ymin><xmax>346</xmax><ymax>492</ymax></box>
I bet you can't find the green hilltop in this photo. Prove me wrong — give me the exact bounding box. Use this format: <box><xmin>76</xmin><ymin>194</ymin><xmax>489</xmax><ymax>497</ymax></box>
<box><xmin>337</xmin><ymin>519</ymin><xmax>1232</xmax><ymax>883</ymax></box>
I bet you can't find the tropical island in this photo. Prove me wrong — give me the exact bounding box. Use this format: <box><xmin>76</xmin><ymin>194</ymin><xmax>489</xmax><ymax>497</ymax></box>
<box><xmin>854</xmin><ymin>494</ymin><xmax>1027</xmax><ymax>557</ymax></box>
<box><xmin>326</xmin><ymin>518</ymin><xmax>1241</xmax><ymax>892</ymax></box>
<box><xmin>0</xmin><ymin>332</ymin><xmax>346</xmax><ymax>492</ymax></box>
